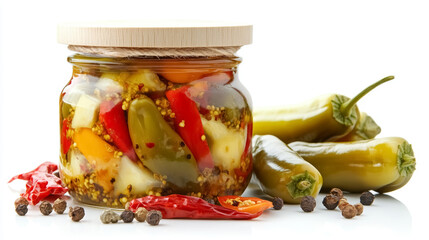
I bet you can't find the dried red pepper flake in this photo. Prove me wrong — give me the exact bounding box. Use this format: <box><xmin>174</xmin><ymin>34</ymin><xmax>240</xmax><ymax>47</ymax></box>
<box><xmin>145</xmin><ymin>142</ymin><xmax>155</xmax><ymax>148</ymax></box>
<box><xmin>138</xmin><ymin>83</ymin><xmax>145</xmax><ymax>90</ymax></box>
<box><xmin>8</xmin><ymin>162</ymin><xmax>68</xmax><ymax>205</ymax></box>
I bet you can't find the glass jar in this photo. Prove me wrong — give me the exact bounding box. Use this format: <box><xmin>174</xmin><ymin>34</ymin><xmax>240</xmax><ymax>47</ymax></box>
<box><xmin>58</xmin><ymin>21</ymin><xmax>253</xmax><ymax>207</ymax></box>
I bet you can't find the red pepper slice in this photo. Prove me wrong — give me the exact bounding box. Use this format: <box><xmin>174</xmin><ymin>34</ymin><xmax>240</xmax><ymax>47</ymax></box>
<box><xmin>166</xmin><ymin>86</ymin><xmax>214</xmax><ymax>171</ymax></box>
<box><xmin>8</xmin><ymin>162</ymin><xmax>68</xmax><ymax>205</ymax></box>
<box><xmin>61</xmin><ymin>118</ymin><xmax>72</xmax><ymax>155</ymax></box>
<box><xmin>129</xmin><ymin>194</ymin><xmax>262</xmax><ymax>220</ymax></box>
<box><xmin>218</xmin><ymin>196</ymin><xmax>273</xmax><ymax>214</ymax></box>
<box><xmin>99</xmin><ymin>100</ymin><xmax>138</xmax><ymax>161</ymax></box>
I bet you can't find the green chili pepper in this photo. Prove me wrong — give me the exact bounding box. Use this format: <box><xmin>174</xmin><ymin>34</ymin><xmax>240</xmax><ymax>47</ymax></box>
<box><xmin>253</xmin><ymin>76</ymin><xmax>394</xmax><ymax>143</ymax></box>
<box><xmin>335</xmin><ymin>112</ymin><xmax>381</xmax><ymax>141</ymax></box>
<box><xmin>128</xmin><ymin>96</ymin><xmax>200</xmax><ymax>191</ymax></box>
<box><xmin>252</xmin><ymin>135</ymin><xmax>323</xmax><ymax>204</ymax></box>
<box><xmin>289</xmin><ymin>137</ymin><xmax>416</xmax><ymax>193</ymax></box>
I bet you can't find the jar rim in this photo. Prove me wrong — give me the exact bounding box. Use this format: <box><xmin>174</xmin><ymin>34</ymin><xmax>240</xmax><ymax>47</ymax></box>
<box><xmin>68</xmin><ymin>53</ymin><xmax>242</xmax><ymax>70</ymax></box>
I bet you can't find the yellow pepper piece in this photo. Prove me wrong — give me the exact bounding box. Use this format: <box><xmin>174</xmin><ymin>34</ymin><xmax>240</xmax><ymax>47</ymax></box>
<box><xmin>73</xmin><ymin>128</ymin><xmax>119</xmax><ymax>193</ymax></box>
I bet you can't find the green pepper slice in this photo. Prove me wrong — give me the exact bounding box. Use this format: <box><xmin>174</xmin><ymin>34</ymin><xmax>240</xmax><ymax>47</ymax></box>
<box><xmin>128</xmin><ymin>96</ymin><xmax>200</xmax><ymax>190</ymax></box>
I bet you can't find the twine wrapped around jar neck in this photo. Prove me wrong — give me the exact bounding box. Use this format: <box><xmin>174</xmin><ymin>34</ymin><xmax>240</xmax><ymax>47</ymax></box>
<box><xmin>68</xmin><ymin>45</ymin><xmax>241</xmax><ymax>58</ymax></box>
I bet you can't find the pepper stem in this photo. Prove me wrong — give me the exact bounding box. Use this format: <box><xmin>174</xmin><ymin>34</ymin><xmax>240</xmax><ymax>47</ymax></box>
<box><xmin>397</xmin><ymin>141</ymin><xmax>416</xmax><ymax>177</ymax></box>
<box><xmin>401</xmin><ymin>154</ymin><xmax>416</xmax><ymax>168</ymax></box>
<box><xmin>297</xmin><ymin>180</ymin><xmax>311</xmax><ymax>191</ymax></box>
<box><xmin>287</xmin><ymin>171</ymin><xmax>316</xmax><ymax>199</ymax></box>
<box><xmin>340</xmin><ymin>76</ymin><xmax>394</xmax><ymax>117</ymax></box>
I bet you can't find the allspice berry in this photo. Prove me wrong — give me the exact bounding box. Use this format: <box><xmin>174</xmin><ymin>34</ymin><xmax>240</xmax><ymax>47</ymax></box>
<box><xmin>341</xmin><ymin>204</ymin><xmax>357</xmax><ymax>219</ymax></box>
<box><xmin>338</xmin><ymin>198</ymin><xmax>349</xmax><ymax>211</ymax></box>
<box><xmin>120</xmin><ymin>210</ymin><xmax>134</xmax><ymax>223</ymax></box>
<box><xmin>146</xmin><ymin>210</ymin><xmax>162</xmax><ymax>226</ymax></box>
<box><xmin>360</xmin><ymin>191</ymin><xmax>375</xmax><ymax>205</ymax></box>
<box><xmin>100</xmin><ymin>209</ymin><xmax>120</xmax><ymax>224</ymax></box>
<box><xmin>39</xmin><ymin>201</ymin><xmax>53</xmax><ymax>215</ymax></box>
<box><xmin>15</xmin><ymin>204</ymin><xmax>28</xmax><ymax>216</ymax></box>
<box><xmin>69</xmin><ymin>206</ymin><xmax>85</xmax><ymax>222</ymax></box>
<box><xmin>354</xmin><ymin>203</ymin><xmax>364</xmax><ymax>216</ymax></box>
<box><xmin>53</xmin><ymin>198</ymin><xmax>67</xmax><ymax>214</ymax></box>
<box><xmin>330</xmin><ymin>188</ymin><xmax>344</xmax><ymax>200</ymax></box>
<box><xmin>135</xmin><ymin>207</ymin><xmax>148</xmax><ymax>222</ymax></box>
<box><xmin>272</xmin><ymin>197</ymin><xmax>284</xmax><ymax>210</ymax></box>
<box><xmin>322</xmin><ymin>195</ymin><xmax>339</xmax><ymax>210</ymax></box>
<box><xmin>14</xmin><ymin>197</ymin><xmax>29</xmax><ymax>208</ymax></box>
<box><xmin>300</xmin><ymin>196</ymin><xmax>316</xmax><ymax>212</ymax></box>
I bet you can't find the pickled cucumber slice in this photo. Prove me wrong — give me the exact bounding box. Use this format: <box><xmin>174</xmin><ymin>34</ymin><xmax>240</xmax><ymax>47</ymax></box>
<box><xmin>114</xmin><ymin>156</ymin><xmax>161</xmax><ymax>195</ymax></box>
<box><xmin>71</xmin><ymin>94</ymin><xmax>101</xmax><ymax>129</ymax></box>
<box><xmin>201</xmin><ymin>118</ymin><xmax>245</xmax><ymax>171</ymax></box>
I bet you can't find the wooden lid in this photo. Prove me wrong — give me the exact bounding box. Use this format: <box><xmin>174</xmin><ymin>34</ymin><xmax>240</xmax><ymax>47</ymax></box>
<box><xmin>57</xmin><ymin>20</ymin><xmax>253</xmax><ymax>48</ymax></box>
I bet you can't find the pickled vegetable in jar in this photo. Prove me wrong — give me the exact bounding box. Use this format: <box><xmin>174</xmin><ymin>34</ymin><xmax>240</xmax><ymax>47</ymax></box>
<box><xmin>57</xmin><ymin>21</ymin><xmax>253</xmax><ymax>208</ymax></box>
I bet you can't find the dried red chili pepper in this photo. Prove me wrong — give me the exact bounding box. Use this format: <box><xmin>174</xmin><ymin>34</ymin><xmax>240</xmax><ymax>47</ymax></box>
<box><xmin>128</xmin><ymin>194</ymin><xmax>262</xmax><ymax>220</ymax></box>
<box><xmin>8</xmin><ymin>162</ymin><xmax>68</xmax><ymax>205</ymax></box>
<box><xmin>8</xmin><ymin>161</ymin><xmax>58</xmax><ymax>182</ymax></box>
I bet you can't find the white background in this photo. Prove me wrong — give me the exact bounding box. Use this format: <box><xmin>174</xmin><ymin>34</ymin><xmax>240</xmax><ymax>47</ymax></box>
<box><xmin>1</xmin><ymin>0</ymin><xmax>428</xmax><ymax>239</ymax></box>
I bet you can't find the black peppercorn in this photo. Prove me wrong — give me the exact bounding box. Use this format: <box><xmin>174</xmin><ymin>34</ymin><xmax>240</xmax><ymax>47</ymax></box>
<box><xmin>360</xmin><ymin>191</ymin><xmax>375</xmax><ymax>205</ymax></box>
<box><xmin>330</xmin><ymin>188</ymin><xmax>344</xmax><ymax>200</ymax></box>
<box><xmin>39</xmin><ymin>201</ymin><xmax>53</xmax><ymax>215</ymax></box>
<box><xmin>300</xmin><ymin>196</ymin><xmax>316</xmax><ymax>212</ymax></box>
<box><xmin>146</xmin><ymin>210</ymin><xmax>162</xmax><ymax>226</ymax></box>
<box><xmin>69</xmin><ymin>206</ymin><xmax>85</xmax><ymax>222</ymax></box>
<box><xmin>53</xmin><ymin>198</ymin><xmax>67</xmax><ymax>214</ymax></box>
<box><xmin>272</xmin><ymin>197</ymin><xmax>284</xmax><ymax>210</ymax></box>
<box><xmin>120</xmin><ymin>210</ymin><xmax>134</xmax><ymax>223</ymax></box>
<box><xmin>15</xmin><ymin>204</ymin><xmax>28</xmax><ymax>216</ymax></box>
<box><xmin>14</xmin><ymin>197</ymin><xmax>29</xmax><ymax>208</ymax></box>
<box><xmin>322</xmin><ymin>194</ymin><xmax>339</xmax><ymax>210</ymax></box>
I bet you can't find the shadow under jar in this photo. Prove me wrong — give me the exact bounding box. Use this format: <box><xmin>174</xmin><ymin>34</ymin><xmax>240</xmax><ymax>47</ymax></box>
<box><xmin>57</xmin><ymin>21</ymin><xmax>253</xmax><ymax>208</ymax></box>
